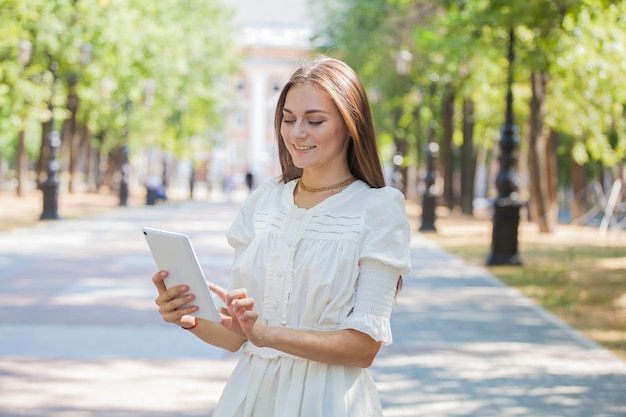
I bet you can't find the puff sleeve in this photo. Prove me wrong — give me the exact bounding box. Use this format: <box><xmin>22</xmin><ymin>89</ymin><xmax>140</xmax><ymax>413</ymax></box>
<box><xmin>339</xmin><ymin>187</ymin><xmax>411</xmax><ymax>345</ymax></box>
<box><xmin>226</xmin><ymin>178</ymin><xmax>278</xmax><ymax>256</ymax></box>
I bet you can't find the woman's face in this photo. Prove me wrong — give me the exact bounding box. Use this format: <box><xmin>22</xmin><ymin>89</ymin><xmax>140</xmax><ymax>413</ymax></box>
<box><xmin>280</xmin><ymin>83</ymin><xmax>350</xmax><ymax>173</ymax></box>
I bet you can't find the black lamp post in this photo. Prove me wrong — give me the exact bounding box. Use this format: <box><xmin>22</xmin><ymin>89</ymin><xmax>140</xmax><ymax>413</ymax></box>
<box><xmin>119</xmin><ymin>98</ymin><xmax>132</xmax><ymax>206</ymax></box>
<box><xmin>486</xmin><ymin>28</ymin><xmax>523</xmax><ymax>266</ymax></box>
<box><xmin>420</xmin><ymin>74</ymin><xmax>440</xmax><ymax>232</ymax></box>
<box><xmin>420</xmin><ymin>139</ymin><xmax>439</xmax><ymax>232</ymax></box>
<box><xmin>41</xmin><ymin>62</ymin><xmax>61</xmax><ymax>220</ymax></box>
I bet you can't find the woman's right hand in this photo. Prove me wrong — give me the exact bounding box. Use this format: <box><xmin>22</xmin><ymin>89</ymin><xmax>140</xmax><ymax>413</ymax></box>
<box><xmin>152</xmin><ymin>270</ymin><xmax>198</xmax><ymax>328</ymax></box>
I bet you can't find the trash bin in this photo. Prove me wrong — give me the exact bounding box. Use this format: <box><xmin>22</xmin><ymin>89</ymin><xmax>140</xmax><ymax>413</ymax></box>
<box><xmin>146</xmin><ymin>175</ymin><xmax>166</xmax><ymax>206</ymax></box>
<box><xmin>146</xmin><ymin>186</ymin><xmax>158</xmax><ymax>205</ymax></box>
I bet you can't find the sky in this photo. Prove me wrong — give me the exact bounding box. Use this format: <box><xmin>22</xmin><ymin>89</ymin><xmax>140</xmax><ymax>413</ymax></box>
<box><xmin>229</xmin><ymin>0</ymin><xmax>314</xmax><ymax>28</ymax></box>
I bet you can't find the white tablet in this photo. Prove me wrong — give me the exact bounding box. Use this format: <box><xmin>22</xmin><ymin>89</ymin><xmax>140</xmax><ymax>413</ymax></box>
<box><xmin>143</xmin><ymin>227</ymin><xmax>222</xmax><ymax>322</ymax></box>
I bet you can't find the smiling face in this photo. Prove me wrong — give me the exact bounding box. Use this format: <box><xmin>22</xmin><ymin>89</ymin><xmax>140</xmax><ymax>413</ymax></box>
<box><xmin>275</xmin><ymin>56</ymin><xmax>386</xmax><ymax>188</ymax></box>
<box><xmin>280</xmin><ymin>83</ymin><xmax>351</xmax><ymax>179</ymax></box>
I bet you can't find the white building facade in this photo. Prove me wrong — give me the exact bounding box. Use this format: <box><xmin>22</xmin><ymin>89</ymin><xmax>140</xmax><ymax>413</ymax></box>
<box><xmin>212</xmin><ymin>0</ymin><xmax>315</xmax><ymax>190</ymax></box>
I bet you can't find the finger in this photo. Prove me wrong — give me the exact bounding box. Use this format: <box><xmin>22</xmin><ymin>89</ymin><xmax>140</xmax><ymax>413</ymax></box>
<box><xmin>161</xmin><ymin>306</ymin><xmax>198</xmax><ymax>325</ymax></box>
<box><xmin>208</xmin><ymin>282</ymin><xmax>228</xmax><ymax>302</ymax></box>
<box><xmin>226</xmin><ymin>288</ymin><xmax>248</xmax><ymax>306</ymax></box>
<box><xmin>152</xmin><ymin>271</ymin><xmax>169</xmax><ymax>294</ymax></box>
<box><xmin>155</xmin><ymin>284</ymin><xmax>190</xmax><ymax>308</ymax></box>
<box><xmin>159</xmin><ymin>295</ymin><xmax>198</xmax><ymax>323</ymax></box>
<box><xmin>167</xmin><ymin>292</ymin><xmax>196</xmax><ymax>312</ymax></box>
<box><xmin>230</xmin><ymin>297</ymin><xmax>255</xmax><ymax>313</ymax></box>
<box><xmin>236</xmin><ymin>309</ymin><xmax>259</xmax><ymax>324</ymax></box>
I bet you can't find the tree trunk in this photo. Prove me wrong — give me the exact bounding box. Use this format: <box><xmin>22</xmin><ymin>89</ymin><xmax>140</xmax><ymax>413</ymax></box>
<box><xmin>413</xmin><ymin>103</ymin><xmax>424</xmax><ymax>202</ymax></box>
<box><xmin>460</xmin><ymin>97</ymin><xmax>476</xmax><ymax>215</ymax></box>
<box><xmin>68</xmin><ymin>124</ymin><xmax>81</xmax><ymax>193</ymax></box>
<box><xmin>76</xmin><ymin>123</ymin><xmax>91</xmax><ymax>192</ymax></box>
<box><xmin>95</xmin><ymin>132</ymin><xmax>106</xmax><ymax>191</ymax></box>
<box><xmin>102</xmin><ymin>151</ymin><xmax>118</xmax><ymax>190</ymax></box>
<box><xmin>569</xmin><ymin>150</ymin><xmax>587</xmax><ymax>223</ymax></box>
<box><xmin>546</xmin><ymin>130</ymin><xmax>560</xmax><ymax>226</ymax></box>
<box><xmin>528</xmin><ymin>71</ymin><xmax>556</xmax><ymax>233</ymax></box>
<box><xmin>392</xmin><ymin>105</ymin><xmax>409</xmax><ymax>197</ymax></box>
<box><xmin>15</xmin><ymin>130</ymin><xmax>27</xmax><ymax>197</ymax></box>
<box><xmin>36</xmin><ymin>121</ymin><xmax>51</xmax><ymax>187</ymax></box>
<box><xmin>62</xmin><ymin>84</ymin><xmax>78</xmax><ymax>193</ymax></box>
<box><xmin>441</xmin><ymin>87</ymin><xmax>455</xmax><ymax>210</ymax></box>
<box><xmin>85</xmin><ymin>136</ymin><xmax>96</xmax><ymax>192</ymax></box>
<box><xmin>398</xmin><ymin>139</ymin><xmax>408</xmax><ymax>197</ymax></box>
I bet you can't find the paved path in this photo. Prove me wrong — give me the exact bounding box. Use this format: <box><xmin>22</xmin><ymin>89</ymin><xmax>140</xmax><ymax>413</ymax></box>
<box><xmin>0</xmin><ymin>198</ymin><xmax>625</xmax><ymax>417</ymax></box>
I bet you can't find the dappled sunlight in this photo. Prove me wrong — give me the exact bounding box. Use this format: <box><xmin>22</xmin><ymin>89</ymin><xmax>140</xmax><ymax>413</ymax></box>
<box><xmin>586</xmin><ymin>329</ymin><xmax>626</xmax><ymax>344</ymax></box>
<box><xmin>614</xmin><ymin>294</ymin><xmax>626</xmax><ymax>309</ymax></box>
<box><xmin>0</xmin><ymin>356</ymin><xmax>236</xmax><ymax>416</ymax></box>
<box><xmin>374</xmin><ymin>341</ymin><xmax>626</xmax><ymax>416</ymax></box>
<box><xmin>379</xmin><ymin>233</ymin><xmax>626</xmax><ymax>415</ymax></box>
<box><xmin>50</xmin><ymin>277</ymin><xmax>155</xmax><ymax>310</ymax></box>
<box><xmin>597</xmin><ymin>257</ymin><xmax>626</xmax><ymax>269</ymax></box>
<box><xmin>1</xmin><ymin>201</ymin><xmax>624</xmax><ymax>416</ymax></box>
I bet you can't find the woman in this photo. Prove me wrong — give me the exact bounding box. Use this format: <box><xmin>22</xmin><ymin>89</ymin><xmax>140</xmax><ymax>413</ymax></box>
<box><xmin>153</xmin><ymin>56</ymin><xmax>411</xmax><ymax>416</ymax></box>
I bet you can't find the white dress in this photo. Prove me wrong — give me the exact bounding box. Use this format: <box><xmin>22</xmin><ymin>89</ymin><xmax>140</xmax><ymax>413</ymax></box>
<box><xmin>212</xmin><ymin>178</ymin><xmax>411</xmax><ymax>417</ymax></box>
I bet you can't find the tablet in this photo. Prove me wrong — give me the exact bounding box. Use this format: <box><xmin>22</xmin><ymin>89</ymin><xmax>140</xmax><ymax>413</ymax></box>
<box><xmin>143</xmin><ymin>227</ymin><xmax>222</xmax><ymax>322</ymax></box>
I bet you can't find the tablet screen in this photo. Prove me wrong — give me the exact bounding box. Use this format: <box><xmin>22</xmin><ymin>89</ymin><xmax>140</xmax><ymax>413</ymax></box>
<box><xmin>143</xmin><ymin>227</ymin><xmax>222</xmax><ymax>322</ymax></box>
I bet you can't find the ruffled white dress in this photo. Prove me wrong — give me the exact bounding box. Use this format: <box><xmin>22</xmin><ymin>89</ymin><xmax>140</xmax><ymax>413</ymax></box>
<box><xmin>212</xmin><ymin>178</ymin><xmax>411</xmax><ymax>417</ymax></box>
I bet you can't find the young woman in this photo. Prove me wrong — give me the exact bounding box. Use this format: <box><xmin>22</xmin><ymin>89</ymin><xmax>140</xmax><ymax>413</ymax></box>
<box><xmin>152</xmin><ymin>56</ymin><xmax>411</xmax><ymax>416</ymax></box>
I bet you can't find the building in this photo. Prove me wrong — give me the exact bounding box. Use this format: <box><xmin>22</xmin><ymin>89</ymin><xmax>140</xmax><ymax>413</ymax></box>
<box><xmin>211</xmin><ymin>0</ymin><xmax>315</xmax><ymax>190</ymax></box>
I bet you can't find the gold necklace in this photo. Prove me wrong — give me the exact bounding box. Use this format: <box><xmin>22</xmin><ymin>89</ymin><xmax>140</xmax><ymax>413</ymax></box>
<box><xmin>298</xmin><ymin>176</ymin><xmax>357</xmax><ymax>192</ymax></box>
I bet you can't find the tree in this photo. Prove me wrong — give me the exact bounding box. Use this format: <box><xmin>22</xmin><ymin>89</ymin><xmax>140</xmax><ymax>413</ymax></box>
<box><xmin>314</xmin><ymin>0</ymin><xmax>626</xmax><ymax>232</ymax></box>
<box><xmin>447</xmin><ymin>0</ymin><xmax>626</xmax><ymax>231</ymax></box>
<box><xmin>0</xmin><ymin>0</ymin><xmax>240</xmax><ymax>197</ymax></box>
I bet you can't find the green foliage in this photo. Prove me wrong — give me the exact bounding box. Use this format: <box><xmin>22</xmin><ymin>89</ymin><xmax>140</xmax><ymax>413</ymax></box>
<box><xmin>313</xmin><ymin>0</ymin><xmax>626</xmax><ymax>176</ymax></box>
<box><xmin>547</xmin><ymin>2</ymin><xmax>626</xmax><ymax>166</ymax></box>
<box><xmin>0</xmin><ymin>0</ymin><xmax>240</xmax><ymax>163</ymax></box>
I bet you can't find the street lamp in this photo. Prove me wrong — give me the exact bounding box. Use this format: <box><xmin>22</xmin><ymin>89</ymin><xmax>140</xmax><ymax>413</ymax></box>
<box><xmin>119</xmin><ymin>98</ymin><xmax>133</xmax><ymax>206</ymax></box>
<box><xmin>419</xmin><ymin>73</ymin><xmax>440</xmax><ymax>232</ymax></box>
<box><xmin>486</xmin><ymin>28</ymin><xmax>523</xmax><ymax>266</ymax></box>
<box><xmin>40</xmin><ymin>62</ymin><xmax>61</xmax><ymax>220</ymax></box>
<box><xmin>420</xmin><ymin>140</ymin><xmax>439</xmax><ymax>231</ymax></box>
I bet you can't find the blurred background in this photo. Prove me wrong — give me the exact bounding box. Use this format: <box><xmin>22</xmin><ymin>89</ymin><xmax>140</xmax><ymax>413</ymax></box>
<box><xmin>1</xmin><ymin>3</ymin><xmax>626</xmax><ymax>414</ymax></box>
<box><xmin>0</xmin><ymin>0</ymin><xmax>624</xmax><ymax>232</ymax></box>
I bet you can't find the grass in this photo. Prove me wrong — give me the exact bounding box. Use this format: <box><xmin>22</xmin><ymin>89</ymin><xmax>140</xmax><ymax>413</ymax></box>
<box><xmin>417</xmin><ymin>208</ymin><xmax>626</xmax><ymax>362</ymax></box>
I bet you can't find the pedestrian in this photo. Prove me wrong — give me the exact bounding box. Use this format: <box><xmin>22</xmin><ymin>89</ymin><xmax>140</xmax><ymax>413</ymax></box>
<box><xmin>245</xmin><ymin>170</ymin><xmax>254</xmax><ymax>192</ymax></box>
<box><xmin>152</xmin><ymin>55</ymin><xmax>411</xmax><ymax>416</ymax></box>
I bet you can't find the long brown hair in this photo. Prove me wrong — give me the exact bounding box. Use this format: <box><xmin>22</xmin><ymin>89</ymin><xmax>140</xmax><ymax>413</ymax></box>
<box><xmin>274</xmin><ymin>56</ymin><xmax>385</xmax><ymax>188</ymax></box>
<box><xmin>274</xmin><ymin>56</ymin><xmax>403</xmax><ymax>294</ymax></box>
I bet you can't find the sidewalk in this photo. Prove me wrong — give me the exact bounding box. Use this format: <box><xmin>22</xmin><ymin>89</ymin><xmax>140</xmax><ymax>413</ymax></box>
<box><xmin>0</xmin><ymin>197</ymin><xmax>625</xmax><ymax>416</ymax></box>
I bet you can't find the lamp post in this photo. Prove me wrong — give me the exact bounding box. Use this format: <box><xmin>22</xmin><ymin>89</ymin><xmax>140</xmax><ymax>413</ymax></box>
<box><xmin>40</xmin><ymin>62</ymin><xmax>61</xmax><ymax>220</ymax></box>
<box><xmin>486</xmin><ymin>28</ymin><xmax>523</xmax><ymax>266</ymax></box>
<box><xmin>420</xmin><ymin>140</ymin><xmax>439</xmax><ymax>231</ymax></box>
<box><xmin>119</xmin><ymin>98</ymin><xmax>132</xmax><ymax>206</ymax></box>
<box><xmin>419</xmin><ymin>74</ymin><xmax>440</xmax><ymax>232</ymax></box>
<box><xmin>16</xmin><ymin>40</ymin><xmax>32</xmax><ymax>198</ymax></box>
